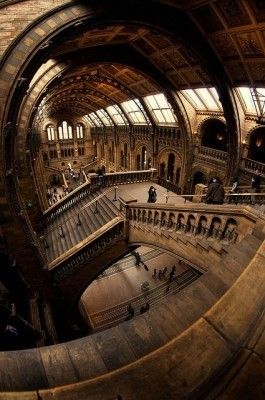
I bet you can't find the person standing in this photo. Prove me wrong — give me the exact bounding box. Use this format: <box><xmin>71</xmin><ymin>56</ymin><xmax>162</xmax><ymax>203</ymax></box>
<box><xmin>147</xmin><ymin>186</ymin><xmax>157</xmax><ymax>203</ymax></box>
<box><xmin>251</xmin><ymin>170</ymin><xmax>261</xmax><ymax>204</ymax></box>
<box><xmin>229</xmin><ymin>177</ymin><xmax>239</xmax><ymax>203</ymax></box>
<box><xmin>205</xmin><ymin>178</ymin><xmax>225</xmax><ymax>205</ymax></box>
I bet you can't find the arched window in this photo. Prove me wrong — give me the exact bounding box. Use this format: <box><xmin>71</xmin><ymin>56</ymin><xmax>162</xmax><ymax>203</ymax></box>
<box><xmin>58</xmin><ymin>121</ymin><xmax>73</xmax><ymax>140</ymax></box>
<box><xmin>136</xmin><ymin>154</ymin><xmax>141</xmax><ymax>170</ymax></box>
<box><xmin>76</xmin><ymin>123</ymin><xmax>84</xmax><ymax>139</ymax></box>
<box><xmin>46</xmin><ymin>125</ymin><xmax>55</xmax><ymax>141</ymax></box>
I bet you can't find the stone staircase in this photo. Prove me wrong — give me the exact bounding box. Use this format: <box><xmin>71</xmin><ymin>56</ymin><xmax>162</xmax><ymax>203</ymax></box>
<box><xmin>87</xmin><ymin>267</ymin><xmax>201</xmax><ymax>332</ymax></box>
<box><xmin>1</xmin><ymin>222</ymin><xmax>263</xmax><ymax>392</ymax></box>
<box><xmin>0</xmin><ymin>209</ymin><xmax>264</xmax><ymax>395</ymax></box>
<box><xmin>41</xmin><ymin>190</ymin><xmax>121</xmax><ymax>265</ymax></box>
<box><xmin>129</xmin><ymin>222</ymin><xmax>232</xmax><ymax>272</ymax></box>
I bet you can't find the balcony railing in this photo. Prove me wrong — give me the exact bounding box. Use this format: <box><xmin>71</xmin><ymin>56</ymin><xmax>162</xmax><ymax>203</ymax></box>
<box><xmin>166</xmin><ymin>191</ymin><xmax>265</xmax><ymax>206</ymax></box>
<box><xmin>197</xmin><ymin>146</ymin><xmax>228</xmax><ymax>162</ymax></box>
<box><xmin>242</xmin><ymin>158</ymin><xmax>265</xmax><ymax>175</ymax></box>
<box><xmin>88</xmin><ymin>169</ymin><xmax>157</xmax><ymax>187</ymax></box>
<box><xmin>126</xmin><ymin>202</ymin><xmax>262</xmax><ymax>245</ymax></box>
<box><xmin>51</xmin><ymin>220</ymin><xmax>125</xmax><ymax>282</ymax></box>
<box><xmin>43</xmin><ymin>169</ymin><xmax>157</xmax><ymax>223</ymax></box>
<box><xmin>157</xmin><ymin>177</ymin><xmax>181</xmax><ymax>194</ymax></box>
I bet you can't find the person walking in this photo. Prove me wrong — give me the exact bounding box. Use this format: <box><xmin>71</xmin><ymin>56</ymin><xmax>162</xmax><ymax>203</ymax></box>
<box><xmin>230</xmin><ymin>177</ymin><xmax>239</xmax><ymax>204</ymax></box>
<box><xmin>251</xmin><ymin>170</ymin><xmax>261</xmax><ymax>204</ymax></box>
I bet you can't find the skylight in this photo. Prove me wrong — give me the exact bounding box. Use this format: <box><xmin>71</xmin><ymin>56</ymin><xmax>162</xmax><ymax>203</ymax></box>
<box><xmin>235</xmin><ymin>87</ymin><xmax>265</xmax><ymax>115</ymax></box>
<box><xmin>144</xmin><ymin>93</ymin><xmax>177</xmax><ymax>125</ymax></box>
<box><xmin>121</xmin><ymin>99</ymin><xmax>149</xmax><ymax>125</ymax></box>
<box><xmin>96</xmin><ymin>109</ymin><xmax>114</xmax><ymax>126</ymax></box>
<box><xmin>180</xmin><ymin>87</ymin><xmax>222</xmax><ymax>111</ymax></box>
<box><xmin>88</xmin><ymin>112</ymin><xmax>104</xmax><ymax>127</ymax></box>
<box><xmin>106</xmin><ymin>105</ymin><xmax>129</xmax><ymax>125</ymax></box>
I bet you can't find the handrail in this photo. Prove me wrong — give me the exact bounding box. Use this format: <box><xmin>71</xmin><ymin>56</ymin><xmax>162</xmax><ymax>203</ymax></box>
<box><xmin>82</xmin><ymin>159</ymin><xmax>98</xmax><ymax>171</ymax></box>
<box><xmin>126</xmin><ymin>202</ymin><xmax>265</xmax><ymax>224</ymax></box>
<box><xmin>164</xmin><ymin>192</ymin><xmax>265</xmax><ymax>204</ymax></box>
<box><xmin>42</xmin><ymin>187</ymin><xmax>116</xmax><ymax>236</ymax></box>
<box><xmin>51</xmin><ymin>220</ymin><xmax>125</xmax><ymax>281</ymax></box>
<box><xmin>196</xmin><ymin>183</ymin><xmax>265</xmax><ymax>194</ymax></box>
<box><xmin>43</xmin><ymin>169</ymin><xmax>157</xmax><ymax>218</ymax></box>
<box><xmin>47</xmin><ymin>216</ymin><xmax>124</xmax><ymax>270</ymax></box>
<box><xmin>88</xmin><ymin>269</ymin><xmax>199</xmax><ymax>331</ymax></box>
<box><xmin>43</xmin><ymin>179</ymin><xmax>90</xmax><ymax>216</ymax></box>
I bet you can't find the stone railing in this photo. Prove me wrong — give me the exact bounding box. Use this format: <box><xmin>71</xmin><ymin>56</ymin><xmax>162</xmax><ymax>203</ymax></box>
<box><xmin>126</xmin><ymin>203</ymin><xmax>261</xmax><ymax>244</ymax></box>
<box><xmin>88</xmin><ymin>169</ymin><xmax>157</xmax><ymax>187</ymax></box>
<box><xmin>191</xmin><ymin>183</ymin><xmax>265</xmax><ymax>205</ymax></box>
<box><xmin>242</xmin><ymin>158</ymin><xmax>265</xmax><ymax>175</ymax></box>
<box><xmin>157</xmin><ymin>177</ymin><xmax>181</xmax><ymax>194</ymax></box>
<box><xmin>82</xmin><ymin>159</ymin><xmax>98</xmax><ymax>175</ymax></box>
<box><xmin>43</xmin><ymin>181</ymin><xmax>92</xmax><ymax>223</ymax></box>
<box><xmin>51</xmin><ymin>219</ymin><xmax>125</xmax><ymax>282</ymax></box>
<box><xmin>43</xmin><ymin>169</ymin><xmax>157</xmax><ymax>223</ymax></box>
<box><xmin>197</xmin><ymin>146</ymin><xmax>228</xmax><ymax>162</ymax></box>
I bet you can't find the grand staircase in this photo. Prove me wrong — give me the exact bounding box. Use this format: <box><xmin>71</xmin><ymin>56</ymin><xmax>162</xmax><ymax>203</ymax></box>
<box><xmin>1</xmin><ymin>182</ymin><xmax>264</xmax><ymax>398</ymax></box>
<box><xmin>41</xmin><ymin>189</ymin><xmax>121</xmax><ymax>267</ymax></box>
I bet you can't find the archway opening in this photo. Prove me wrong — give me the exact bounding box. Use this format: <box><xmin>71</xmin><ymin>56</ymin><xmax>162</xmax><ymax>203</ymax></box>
<box><xmin>201</xmin><ymin>119</ymin><xmax>227</xmax><ymax>151</ymax></box>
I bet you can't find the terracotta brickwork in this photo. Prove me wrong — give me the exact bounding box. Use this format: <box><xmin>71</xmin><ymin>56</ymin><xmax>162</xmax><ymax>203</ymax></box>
<box><xmin>0</xmin><ymin>0</ymin><xmax>70</xmax><ymax>57</ymax></box>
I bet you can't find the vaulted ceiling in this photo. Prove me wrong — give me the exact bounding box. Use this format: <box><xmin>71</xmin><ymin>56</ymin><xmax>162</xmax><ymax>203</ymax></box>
<box><xmin>19</xmin><ymin>0</ymin><xmax>265</xmax><ymax>120</ymax></box>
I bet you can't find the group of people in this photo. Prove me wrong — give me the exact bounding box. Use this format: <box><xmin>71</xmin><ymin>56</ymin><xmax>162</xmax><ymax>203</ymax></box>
<box><xmin>125</xmin><ymin>302</ymin><xmax>150</xmax><ymax>320</ymax></box>
<box><xmin>152</xmin><ymin>265</ymin><xmax>177</xmax><ymax>281</ymax></box>
<box><xmin>46</xmin><ymin>186</ymin><xmax>64</xmax><ymax>206</ymax></box>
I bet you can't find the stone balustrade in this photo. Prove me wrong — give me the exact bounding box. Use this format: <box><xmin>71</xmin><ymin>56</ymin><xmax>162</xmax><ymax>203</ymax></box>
<box><xmin>51</xmin><ymin>219</ymin><xmax>125</xmax><ymax>283</ymax></box>
<box><xmin>126</xmin><ymin>203</ymin><xmax>261</xmax><ymax>244</ymax></box>
<box><xmin>243</xmin><ymin>158</ymin><xmax>265</xmax><ymax>174</ymax></box>
<box><xmin>43</xmin><ymin>169</ymin><xmax>157</xmax><ymax>223</ymax></box>
<box><xmin>88</xmin><ymin>169</ymin><xmax>157</xmax><ymax>187</ymax></box>
<box><xmin>157</xmin><ymin>177</ymin><xmax>181</xmax><ymax>194</ymax></box>
<box><xmin>197</xmin><ymin>146</ymin><xmax>228</xmax><ymax>161</ymax></box>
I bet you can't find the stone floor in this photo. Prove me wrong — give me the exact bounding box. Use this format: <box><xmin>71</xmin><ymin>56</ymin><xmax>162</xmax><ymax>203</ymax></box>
<box><xmin>79</xmin><ymin>245</ymin><xmax>193</xmax><ymax>327</ymax></box>
<box><xmin>103</xmin><ymin>181</ymin><xmax>187</xmax><ymax>205</ymax></box>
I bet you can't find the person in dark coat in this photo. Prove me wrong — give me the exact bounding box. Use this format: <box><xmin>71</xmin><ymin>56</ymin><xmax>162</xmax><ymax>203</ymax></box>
<box><xmin>147</xmin><ymin>186</ymin><xmax>157</xmax><ymax>203</ymax></box>
<box><xmin>205</xmin><ymin>178</ymin><xmax>225</xmax><ymax>205</ymax></box>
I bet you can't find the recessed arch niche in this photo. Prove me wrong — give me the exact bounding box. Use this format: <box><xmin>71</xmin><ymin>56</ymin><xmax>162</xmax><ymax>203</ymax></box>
<box><xmin>201</xmin><ymin>119</ymin><xmax>227</xmax><ymax>151</ymax></box>
<box><xmin>248</xmin><ymin>126</ymin><xmax>265</xmax><ymax>163</ymax></box>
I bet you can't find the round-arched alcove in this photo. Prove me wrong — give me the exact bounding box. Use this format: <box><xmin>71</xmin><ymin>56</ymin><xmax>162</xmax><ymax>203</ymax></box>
<box><xmin>248</xmin><ymin>126</ymin><xmax>265</xmax><ymax>163</ymax></box>
<box><xmin>191</xmin><ymin>171</ymin><xmax>207</xmax><ymax>190</ymax></box>
<box><xmin>201</xmin><ymin>119</ymin><xmax>227</xmax><ymax>151</ymax></box>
